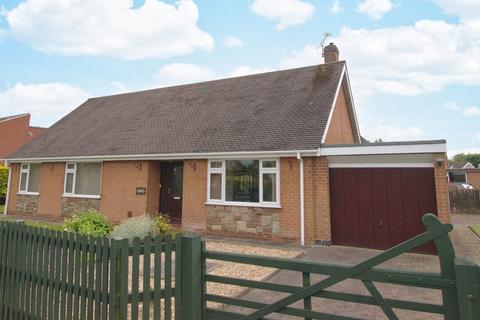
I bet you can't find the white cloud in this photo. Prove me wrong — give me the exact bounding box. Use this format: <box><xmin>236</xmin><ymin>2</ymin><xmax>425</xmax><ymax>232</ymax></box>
<box><xmin>434</xmin><ymin>0</ymin><xmax>480</xmax><ymax>22</ymax></box>
<box><xmin>5</xmin><ymin>0</ymin><xmax>214</xmax><ymax>59</ymax></box>
<box><xmin>357</xmin><ymin>0</ymin><xmax>393</xmax><ymax>20</ymax></box>
<box><xmin>225</xmin><ymin>36</ymin><xmax>244</xmax><ymax>48</ymax></box>
<box><xmin>0</xmin><ymin>83</ymin><xmax>89</xmax><ymax>126</ymax></box>
<box><xmin>228</xmin><ymin>66</ymin><xmax>274</xmax><ymax>77</ymax></box>
<box><xmin>330</xmin><ymin>1</ymin><xmax>343</xmax><ymax>14</ymax></box>
<box><xmin>250</xmin><ymin>0</ymin><xmax>315</xmax><ymax>30</ymax></box>
<box><xmin>463</xmin><ymin>106</ymin><xmax>480</xmax><ymax>116</ymax></box>
<box><xmin>362</xmin><ymin>125</ymin><xmax>424</xmax><ymax>142</ymax></box>
<box><xmin>281</xmin><ymin>20</ymin><xmax>480</xmax><ymax>98</ymax></box>
<box><xmin>154</xmin><ymin>63</ymin><xmax>217</xmax><ymax>87</ymax></box>
<box><xmin>444</xmin><ymin>101</ymin><xmax>460</xmax><ymax>111</ymax></box>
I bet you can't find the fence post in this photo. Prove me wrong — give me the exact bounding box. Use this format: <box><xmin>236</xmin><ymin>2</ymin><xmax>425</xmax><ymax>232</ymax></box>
<box><xmin>455</xmin><ymin>257</ymin><xmax>480</xmax><ymax>320</ymax></box>
<box><xmin>179</xmin><ymin>234</ymin><xmax>203</xmax><ymax>320</ymax></box>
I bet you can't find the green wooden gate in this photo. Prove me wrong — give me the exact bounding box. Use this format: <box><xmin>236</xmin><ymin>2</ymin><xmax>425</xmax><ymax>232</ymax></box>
<box><xmin>201</xmin><ymin>214</ymin><xmax>480</xmax><ymax>320</ymax></box>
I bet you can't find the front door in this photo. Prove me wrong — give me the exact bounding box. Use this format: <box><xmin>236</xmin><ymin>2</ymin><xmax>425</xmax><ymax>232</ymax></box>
<box><xmin>160</xmin><ymin>162</ymin><xmax>183</xmax><ymax>225</ymax></box>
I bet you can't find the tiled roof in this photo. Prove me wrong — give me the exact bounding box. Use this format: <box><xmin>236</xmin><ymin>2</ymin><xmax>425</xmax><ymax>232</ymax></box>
<box><xmin>9</xmin><ymin>62</ymin><xmax>346</xmax><ymax>159</ymax></box>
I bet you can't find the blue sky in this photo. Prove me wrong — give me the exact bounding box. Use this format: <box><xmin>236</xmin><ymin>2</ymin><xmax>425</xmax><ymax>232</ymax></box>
<box><xmin>0</xmin><ymin>0</ymin><xmax>479</xmax><ymax>156</ymax></box>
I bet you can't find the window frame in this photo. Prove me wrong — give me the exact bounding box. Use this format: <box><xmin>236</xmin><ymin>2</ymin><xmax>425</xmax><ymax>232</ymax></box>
<box><xmin>206</xmin><ymin>159</ymin><xmax>280</xmax><ymax>208</ymax></box>
<box><xmin>63</xmin><ymin>162</ymin><xmax>102</xmax><ymax>199</ymax></box>
<box><xmin>18</xmin><ymin>163</ymin><xmax>40</xmax><ymax>195</ymax></box>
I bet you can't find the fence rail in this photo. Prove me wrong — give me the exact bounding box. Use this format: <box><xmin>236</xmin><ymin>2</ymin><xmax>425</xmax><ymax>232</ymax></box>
<box><xmin>450</xmin><ymin>188</ymin><xmax>480</xmax><ymax>214</ymax></box>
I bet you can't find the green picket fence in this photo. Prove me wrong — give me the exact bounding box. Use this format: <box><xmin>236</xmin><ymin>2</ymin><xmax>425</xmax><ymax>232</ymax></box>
<box><xmin>0</xmin><ymin>222</ymin><xmax>178</xmax><ymax>320</ymax></box>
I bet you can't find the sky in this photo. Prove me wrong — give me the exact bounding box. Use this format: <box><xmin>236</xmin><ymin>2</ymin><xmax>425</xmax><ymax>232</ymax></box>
<box><xmin>0</xmin><ymin>0</ymin><xmax>479</xmax><ymax>156</ymax></box>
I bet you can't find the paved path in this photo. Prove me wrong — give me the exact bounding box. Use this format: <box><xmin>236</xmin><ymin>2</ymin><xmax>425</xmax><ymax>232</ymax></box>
<box><xmin>226</xmin><ymin>214</ymin><xmax>480</xmax><ymax>319</ymax></box>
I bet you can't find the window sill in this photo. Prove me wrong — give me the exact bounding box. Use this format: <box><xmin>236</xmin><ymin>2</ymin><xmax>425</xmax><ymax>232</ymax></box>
<box><xmin>17</xmin><ymin>192</ymin><xmax>39</xmax><ymax>196</ymax></box>
<box><xmin>205</xmin><ymin>201</ymin><xmax>281</xmax><ymax>209</ymax></box>
<box><xmin>62</xmin><ymin>194</ymin><xmax>101</xmax><ymax>199</ymax></box>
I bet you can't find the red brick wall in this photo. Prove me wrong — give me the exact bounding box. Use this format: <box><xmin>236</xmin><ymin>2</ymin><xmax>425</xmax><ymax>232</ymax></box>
<box><xmin>99</xmin><ymin>161</ymin><xmax>151</xmax><ymax>222</ymax></box>
<box><xmin>6</xmin><ymin>163</ymin><xmax>20</xmax><ymax>214</ymax></box>
<box><xmin>37</xmin><ymin>163</ymin><xmax>65</xmax><ymax>217</ymax></box>
<box><xmin>0</xmin><ymin>114</ymin><xmax>45</xmax><ymax>162</ymax></box>
<box><xmin>324</xmin><ymin>85</ymin><xmax>357</xmax><ymax>144</ymax></box>
<box><xmin>146</xmin><ymin>161</ymin><xmax>161</xmax><ymax>215</ymax></box>
<box><xmin>466</xmin><ymin>170</ymin><xmax>480</xmax><ymax>189</ymax></box>
<box><xmin>432</xmin><ymin>153</ymin><xmax>450</xmax><ymax>223</ymax></box>
<box><xmin>279</xmin><ymin>157</ymin><xmax>301</xmax><ymax>240</ymax></box>
<box><xmin>182</xmin><ymin>159</ymin><xmax>207</xmax><ymax>231</ymax></box>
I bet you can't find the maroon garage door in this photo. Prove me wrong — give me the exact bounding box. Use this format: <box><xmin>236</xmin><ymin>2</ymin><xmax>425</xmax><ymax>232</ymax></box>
<box><xmin>329</xmin><ymin>168</ymin><xmax>438</xmax><ymax>251</ymax></box>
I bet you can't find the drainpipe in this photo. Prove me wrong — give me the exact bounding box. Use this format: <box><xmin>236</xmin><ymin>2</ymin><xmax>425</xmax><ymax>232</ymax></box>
<box><xmin>297</xmin><ymin>153</ymin><xmax>305</xmax><ymax>246</ymax></box>
<box><xmin>3</xmin><ymin>162</ymin><xmax>11</xmax><ymax>215</ymax></box>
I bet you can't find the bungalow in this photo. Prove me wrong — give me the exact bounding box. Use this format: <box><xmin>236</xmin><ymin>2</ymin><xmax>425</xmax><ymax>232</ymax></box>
<box><xmin>4</xmin><ymin>44</ymin><xmax>450</xmax><ymax>248</ymax></box>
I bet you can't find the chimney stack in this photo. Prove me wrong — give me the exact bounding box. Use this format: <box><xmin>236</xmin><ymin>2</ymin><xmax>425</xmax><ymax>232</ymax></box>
<box><xmin>323</xmin><ymin>42</ymin><xmax>339</xmax><ymax>63</ymax></box>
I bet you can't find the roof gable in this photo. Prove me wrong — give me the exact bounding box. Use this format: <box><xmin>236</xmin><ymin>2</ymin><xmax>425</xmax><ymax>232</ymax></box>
<box><xmin>9</xmin><ymin>62</ymin><xmax>346</xmax><ymax>160</ymax></box>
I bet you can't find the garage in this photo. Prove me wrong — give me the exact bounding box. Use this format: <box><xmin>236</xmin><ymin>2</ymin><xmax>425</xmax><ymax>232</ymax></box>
<box><xmin>329</xmin><ymin>167</ymin><xmax>437</xmax><ymax>251</ymax></box>
<box><xmin>322</xmin><ymin>142</ymin><xmax>448</xmax><ymax>253</ymax></box>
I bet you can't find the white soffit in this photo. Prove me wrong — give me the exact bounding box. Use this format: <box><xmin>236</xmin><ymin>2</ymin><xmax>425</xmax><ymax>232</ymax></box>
<box><xmin>328</xmin><ymin>154</ymin><xmax>434</xmax><ymax>168</ymax></box>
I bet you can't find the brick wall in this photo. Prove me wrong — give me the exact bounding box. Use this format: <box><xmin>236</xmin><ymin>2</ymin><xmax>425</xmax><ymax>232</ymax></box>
<box><xmin>146</xmin><ymin>161</ymin><xmax>161</xmax><ymax>215</ymax></box>
<box><xmin>466</xmin><ymin>170</ymin><xmax>480</xmax><ymax>189</ymax></box>
<box><xmin>6</xmin><ymin>163</ymin><xmax>20</xmax><ymax>214</ymax></box>
<box><xmin>432</xmin><ymin>153</ymin><xmax>450</xmax><ymax>223</ymax></box>
<box><xmin>324</xmin><ymin>84</ymin><xmax>356</xmax><ymax>144</ymax></box>
<box><xmin>0</xmin><ymin>114</ymin><xmax>45</xmax><ymax>163</ymax></box>
<box><xmin>99</xmin><ymin>161</ymin><xmax>151</xmax><ymax>222</ymax></box>
<box><xmin>61</xmin><ymin>197</ymin><xmax>100</xmax><ymax>216</ymax></box>
<box><xmin>37</xmin><ymin>163</ymin><xmax>65</xmax><ymax>217</ymax></box>
<box><xmin>182</xmin><ymin>159</ymin><xmax>207</xmax><ymax>231</ymax></box>
<box><xmin>279</xmin><ymin>157</ymin><xmax>301</xmax><ymax>241</ymax></box>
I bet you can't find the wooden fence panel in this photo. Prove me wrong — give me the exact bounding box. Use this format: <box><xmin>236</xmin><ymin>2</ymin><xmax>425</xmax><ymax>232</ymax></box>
<box><xmin>0</xmin><ymin>222</ymin><xmax>176</xmax><ymax>320</ymax></box>
<box><xmin>450</xmin><ymin>189</ymin><xmax>480</xmax><ymax>214</ymax></box>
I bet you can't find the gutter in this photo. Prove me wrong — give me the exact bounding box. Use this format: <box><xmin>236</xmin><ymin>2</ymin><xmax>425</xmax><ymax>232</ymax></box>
<box><xmin>3</xmin><ymin>165</ymin><xmax>11</xmax><ymax>215</ymax></box>
<box><xmin>297</xmin><ymin>153</ymin><xmax>305</xmax><ymax>246</ymax></box>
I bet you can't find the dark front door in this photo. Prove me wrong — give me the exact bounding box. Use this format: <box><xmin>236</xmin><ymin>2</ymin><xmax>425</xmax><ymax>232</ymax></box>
<box><xmin>160</xmin><ymin>162</ymin><xmax>183</xmax><ymax>225</ymax></box>
<box><xmin>329</xmin><ymin>168</ymin><xmax>438</xmax><ymax>253</ymax></box>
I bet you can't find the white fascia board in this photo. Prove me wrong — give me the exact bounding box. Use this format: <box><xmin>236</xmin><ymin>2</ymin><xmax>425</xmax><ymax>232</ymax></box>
<box><xmin>6</xmin><ymin>149</ymin><xmax>320</xmax><ymax>164</ymax></box>
<box><xmin>319</xmin><ymin>143</ymin><xmax>446</xmax><ymax>156</ymax></box>
<box><xmin>321</xmin><ymin>65</ymin><xmax>345</xmax><ymax>144</ymax></box>
<box><xmin>342</xmin><ymin>65</ymin><xmax>362</xmax><ymax>143</ymax></box>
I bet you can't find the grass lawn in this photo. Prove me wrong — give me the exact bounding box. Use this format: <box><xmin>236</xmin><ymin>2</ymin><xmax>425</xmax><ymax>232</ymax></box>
<box><xmin>471</xmin><ymin>224</ymin><xmax>480</xmax><ymax>238</ymax></box>
<box><xmin>0</xmin><ymin>204</ymin><xmax>4</xmax><ymax>213</ymax></box>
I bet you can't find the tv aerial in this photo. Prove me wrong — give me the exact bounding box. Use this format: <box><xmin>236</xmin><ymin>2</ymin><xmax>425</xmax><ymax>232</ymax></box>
<box><xmin>317</xmin><ymin>32</ymin><xmax>332</xmax><ymax>56</ymax></box>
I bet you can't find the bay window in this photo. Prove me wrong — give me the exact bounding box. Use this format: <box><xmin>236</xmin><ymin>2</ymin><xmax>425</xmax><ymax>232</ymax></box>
<box><xmin>64</xmin><ymin>163</ymin><xmax>102</xmax><ymax>197</ymax></box>
<box><xmin>207</xmin><ymin>159</ymin><xmax>280</xmax><ymax>206</ymax></box>
<box><xmin>19</xmin><ymin>163</ymin><xmax>41</xmax><ymax>194</ymax></box>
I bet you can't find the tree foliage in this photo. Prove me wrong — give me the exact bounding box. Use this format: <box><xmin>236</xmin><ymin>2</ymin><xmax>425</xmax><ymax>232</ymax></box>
<box><xmin>0</xmin><ymin>165</ymin><xmax>8</xmax><ymax>197</ymax></box>
<box><xmin>452</xmin><ymin>153</ymin><xmax>480</xmax><ymax>168</ymax></box>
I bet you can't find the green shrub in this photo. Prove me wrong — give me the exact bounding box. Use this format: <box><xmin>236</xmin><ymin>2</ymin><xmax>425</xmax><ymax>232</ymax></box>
<box><xmin>154</xmin><ymin>213</ymin><xmax>172</xmax><ymax>234</ymax></box>
<box><xmin>111</xmin><ymin>214</ymin><xmax>156</xmax><ymax>241</ymax></box>
<box><xmin>0</xmin><ymin>165</ymin><xmax>8</xmax><ymax>197</ymax></box>
<box><xmin>63</xmin><ymin>210</ymin><xmax>113</xmax><ymax>237</ymax></box>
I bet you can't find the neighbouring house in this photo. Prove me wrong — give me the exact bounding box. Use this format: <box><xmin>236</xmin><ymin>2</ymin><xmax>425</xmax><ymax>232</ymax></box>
<box><xmin>448</xmin><ymin>162</ymin><xmax>480</xmax><ymax>189</ymax></box>
<box><xmin>4</xmin><ymin>44</ymin><xmax>450</xmax><ymax>249</ymax></box>
<box><xmin>0</xmin><ymin>113</ymin><xmax>46</xmax><ymax>164</ymax></box>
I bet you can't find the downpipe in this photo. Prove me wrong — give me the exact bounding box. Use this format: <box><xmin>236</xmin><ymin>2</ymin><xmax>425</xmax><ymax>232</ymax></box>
<box><xmin>297</xmin><ymin>153</ymin><xmax>305</xmax><ymax>246</ymax></box>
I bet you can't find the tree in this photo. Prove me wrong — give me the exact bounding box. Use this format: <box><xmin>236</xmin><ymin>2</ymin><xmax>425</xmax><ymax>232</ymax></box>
<box><xmin>451</xmin><ymin>153</ymin><xmax>480</xmax><ymax>168</ymax></box>
<box><xmin>0</xmin><ymin>165</ymin><xmax>8</xmax><ymax>197</ymax></box>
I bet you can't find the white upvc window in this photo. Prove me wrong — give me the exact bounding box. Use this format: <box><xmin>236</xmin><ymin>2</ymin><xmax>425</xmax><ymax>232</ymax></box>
<box><xmin>18</xmin><ymin>163</ymin><xmax>41</xmax><ymax>194</ymax></box>
<box><xmin>207</xmin><ymin>159</ymin><xmax>280</xmax><ymax>207</ymax></box>
<box><xmin>63</xmin><ymin>163</ymin><xmax>102</xmax><ymax>198</ymax></box>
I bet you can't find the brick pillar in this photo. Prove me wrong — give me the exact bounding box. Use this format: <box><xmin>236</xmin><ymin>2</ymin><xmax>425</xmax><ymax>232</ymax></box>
<box><xmin>182</xmin><ymin>159</ymin><xmax>207</xmax><ymax>232</ymax></box>
<box><xmin>37</xmin><ymin>162</ymin><xmax>65</xmax><ymax>217</ymax></box>
<box><xmin>6</xmin><ymin>163</ymin><xmax>20</xmax><ymax>214</ymax></box>
<box><xmin>432</xmin><ymin>153</ymin><xmax>450</xmax><ymax>223</ymax></box>
<box><xmin>314</xmin><ymin>157</ymin><xmax>331</xmax><ymax>243</ymax></box>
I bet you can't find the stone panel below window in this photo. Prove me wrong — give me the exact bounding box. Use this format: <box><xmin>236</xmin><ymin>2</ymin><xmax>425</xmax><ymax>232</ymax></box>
<box><xmin>206</xmin><ymin>205</ymin><xmax>280</xmax><ymax>236</ymax></box>
<box><xmin>16</xmin><ymin>194</ymin><xmax>38</xmax><ymax>214</ymax></box>
<box><xmin>61</xmin><ymin>197</ymin><xmax>101</xmax><ymax>216</ymax></box>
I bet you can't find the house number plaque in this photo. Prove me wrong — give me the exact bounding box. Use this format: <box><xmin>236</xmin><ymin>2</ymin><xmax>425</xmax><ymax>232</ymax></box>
<box><xmin>136</xmin><ymin>187</ymin><xmax>146</xmax><ymax>195</ymax></box>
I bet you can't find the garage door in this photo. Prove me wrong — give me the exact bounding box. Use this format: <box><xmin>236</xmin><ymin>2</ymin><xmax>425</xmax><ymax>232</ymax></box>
<box><xmin>329</xmin><ymin>168</ymin><xmax>438</xmax><ymax>251</ymax></box>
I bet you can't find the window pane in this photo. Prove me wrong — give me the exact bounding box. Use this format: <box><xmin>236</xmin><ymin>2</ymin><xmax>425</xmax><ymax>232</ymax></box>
<box><xmin>210</xmin><ymin>173</ymin><xmax>222</xmax><ymax>200</ymax></box>
<box><xmin>75</xmin><ymin>163</ymin><xmax>101</xmax><ymax>195</ymax></box>
<box><xmin>172</xmin><ymin>165</ymin><xmax>183</xmax><ymax>197</ymax></box>
<box><xmin>20</xmin><ymin>172</ymin><xmax>28</xmax><ymax>192</ymax></box>
<box><xmin>67</xmin><ymin>163</ymin><xmax>75</xmax><ymax>170</ymax></box>
<box><xmin>21</xmin><ymin>164</ymin><xmax>29</xmax><ymax>170</ymax></box>
<box><xmin>210</xmin><ymin>161</ymin><xmax>223</xmax><ymax>169</ymax></box>
<box><xmin>262</xmin><ymin>161</ymin><xmax>276</xmax><ymax>168</ymax></box>
<box><xmin>262</xmin><ymin>173</ymin><xmax>277</xmax><ymax>202</ymax></box>
<box><xmin>28</xmin><ymin>164</ymin><xmax>41</xmax><ymax>192</ymax></box>
<box><xmin>226</xmin><ymin>160</ymin><xmax>259</xmax><ymax>202</ymax></box>
<box><xmin>65</xmin><ymin>172</ymin><xmax>74</xmax><ymax>193</ymax></box>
